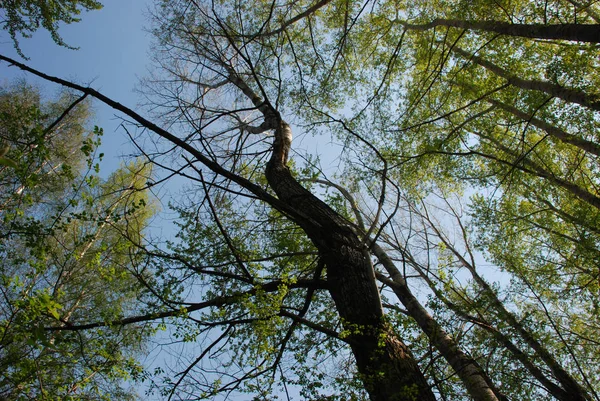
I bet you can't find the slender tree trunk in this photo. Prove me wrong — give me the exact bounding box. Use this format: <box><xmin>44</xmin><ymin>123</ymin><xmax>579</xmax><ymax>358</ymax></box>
<box><xmin>472</xmin><ymin>131</ymin><xmax>600</xmax><ymax>210</ymax></box>
<box><xmin>485</xmin><ymin>97</ymin><xmax>600</xmax><ymax>157</ymax></box>
<box><xmin>3</xmin><ymin>53</ymin><xmax>437</xmax><ymax>401</ymax></box>
<box><xmin>401</xmin><ymin>19</ymin><xmax>600</xmax><ymax>43</ymax></box>
<box><xmin>464</xmin><ymin>263</ymin><xmax>591</xmax><ymax>400</ymax></box>
<box><xmin>424</xmin><ymin>219</ymin><xmax>592</xmax><ymax>401</ymax></box>
<box><xmin>372</xmin><ymin>243</ymin><xmax>503</xmax><ymax>401</ymax></box>
<box><xmin>404</xmin><ymin>247</ymin><xmax>573</xmax><ymax>401</ymax></box>
<box><xmin>566</xmin><ymin>0</ymin><xmax>600</xmax><ymax>22</ymax></box>
<box><xmin>452</xmin><ymin>45</ymin><xmax>600</xmax><ymax>112</ymax></box>
<box><xmin>454</xmin><ymin>79</ymin><xmax>600</xmax><ymax>157</ymax></box>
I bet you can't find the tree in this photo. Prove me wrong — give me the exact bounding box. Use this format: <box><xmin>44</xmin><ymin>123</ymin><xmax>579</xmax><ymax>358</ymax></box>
<box><xmin>1</xmin><ymin>0</ymin><xmax>600</xmax><ymax>399</ymax></box>
<box><xmin>0</xmin><ymin>82</ymin><xmax>154</xmax><ymax>400</ymax></box>
<box><xmin>0</xmin><ymin>0</ymin><xmax>103</xmax><ymax>56</ymax></box>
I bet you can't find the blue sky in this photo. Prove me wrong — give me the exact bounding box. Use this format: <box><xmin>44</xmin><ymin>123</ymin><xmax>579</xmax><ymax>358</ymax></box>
<box><xmin>0</xmin><ymin>0</ymin><xmax>154</xmax><ymax>169</ymax></box>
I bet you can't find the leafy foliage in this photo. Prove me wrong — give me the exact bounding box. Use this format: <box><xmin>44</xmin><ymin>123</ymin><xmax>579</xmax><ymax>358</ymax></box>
<box><xmin>0</xmin><ymin>0</ymin><xmax>103</xmax><ymax>56</ymax></box>
<box><xmin>0</xmin><ymin>82</ymin><xmax>154</xmax><ymax>400</ymax></box>
<box><xmin>137</xmin><ymin>0</ymin><xmax>600</xmax><ymax>399</ymax></box>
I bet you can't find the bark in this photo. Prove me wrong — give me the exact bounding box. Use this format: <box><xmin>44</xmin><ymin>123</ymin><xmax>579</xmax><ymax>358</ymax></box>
<box><xmin>401</xmin><ymin>19</ymin><xmax>600</xmax><ymax>43</ymax></box>
<box><xmin>427</xmin><ymin>222</ymin><xmax>592</xmax><ymax>401</ymax></box>
<box><xmin>317</xmin><ymin>178</ymin><xmax>504</xmax><ymax>400</ymax></box>
<box><xmin>407</xmin><ymin>254</ymin><xmax>572</xmax><ymax>401</ymax></box>
<box><xmin>223</xmin><ymin>64</ymin><xmax>436</xmax><ymax>399</ymax></box>
<box><xmin>419</xmin><ymin>214</ymin><xmax>591</xmax><ymax>401</ymax></box>
<box><xmin>472</xmin><ymin>131</ymin><xmax>600</xmax><ymax>211</ymax></box>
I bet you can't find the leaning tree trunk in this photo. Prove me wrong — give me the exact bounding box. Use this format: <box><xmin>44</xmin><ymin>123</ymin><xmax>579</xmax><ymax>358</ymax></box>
<box><xmin>264</xmin><ymin>116</ymin><xmax>436</xmax><ymax>401</ymax></box>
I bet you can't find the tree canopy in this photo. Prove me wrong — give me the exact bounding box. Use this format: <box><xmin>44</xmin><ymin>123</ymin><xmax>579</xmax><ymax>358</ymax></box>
<box><xmin>1</xmin><ymin>0</ymin><xmax>600</xmax><ymax>400</ymax></box>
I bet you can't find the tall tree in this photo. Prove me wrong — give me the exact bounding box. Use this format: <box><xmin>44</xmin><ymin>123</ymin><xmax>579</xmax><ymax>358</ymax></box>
<box><xmin>1</xmin><ymin>0</ymin><xmax>600</xmax><ymax>399</ymax></box>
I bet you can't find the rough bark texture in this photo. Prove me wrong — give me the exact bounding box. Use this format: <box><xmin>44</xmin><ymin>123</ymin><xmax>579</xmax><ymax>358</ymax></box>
<box><xmin>265</xmin><ymin>119</ymin><xmax>436</xmax><ymax>401</ymax></box>
<box><xmin>13</xmin><ymin>57</ymin><xmax>437</xmax><ymax>400</ymax></box>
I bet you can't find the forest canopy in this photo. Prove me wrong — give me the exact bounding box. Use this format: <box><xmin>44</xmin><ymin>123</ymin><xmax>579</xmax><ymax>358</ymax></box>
<box><xmin>1</xmin><ymin>0</ymin><xmax>600</xmax><ymax>400</ymax></box>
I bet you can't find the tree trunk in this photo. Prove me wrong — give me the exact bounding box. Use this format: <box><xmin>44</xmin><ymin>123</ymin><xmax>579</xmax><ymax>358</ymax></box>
<box><xmin>265</xmin><ymin>120</ymin><xmax>436</xmax><ymax>401</ymax></box>
<box><xmin>485</xmin><ymin>97</ymin><xmax>600</xmax><ymax>157</ymax></box>
<box><xmin>452</xmin><ymin>45</ymin><xmax>600</xmax><ymax>112</ymax></box>
<box><xmin>421</xmin><ymin>219</ymin><xmax>591</xmax><ymax>401</ymax></box>
<box><xmin>373</xmin><ymin>244</ymin><xmax>503</xmax><ymax>401</ymax></box>
<box><xmin>401</xmin><ymin>19</ymin><xmax>600</xmax><ymax>43</ymax></box>
<box><xmin>10</xmin><ymin>56</ymin><xmax>437</xmax><ymax>400</ymax></box>
<box><xmin>472</xmin><ymin>130</ymin><xmax>600</xmax><ymax>211</ymax></box>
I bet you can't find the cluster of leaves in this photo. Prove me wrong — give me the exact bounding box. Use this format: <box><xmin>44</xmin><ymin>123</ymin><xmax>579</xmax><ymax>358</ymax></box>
<box><xmin>139</xmin><ymin>173</ymin><xmax>361</xmax><ymax>398</ymax></box>
<box><xmin>329</xmin><ymin>1</ymin><xmax>600</xmax><ymax>398</ymax></box>
<box><xmin>3</xmin><ymin>0</ymin><xmax>599</xmax><ymax>399</ymax></box>
<box><xmin>0</xmin><ymin>0</ymin><xmax>103</xmax><ymax>56</ymax></box>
